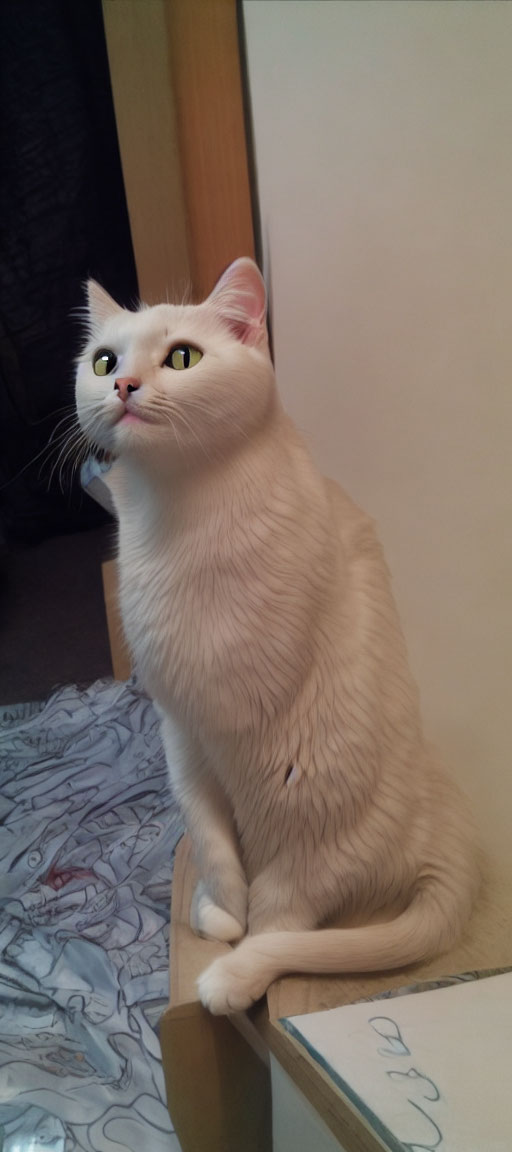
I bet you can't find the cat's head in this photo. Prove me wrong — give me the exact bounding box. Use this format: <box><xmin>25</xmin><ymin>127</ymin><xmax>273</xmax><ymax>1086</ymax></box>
<box><xmin>75</xmin><ymin>258</ymin><xmax>274</xmax><ymax>469</ymax></box>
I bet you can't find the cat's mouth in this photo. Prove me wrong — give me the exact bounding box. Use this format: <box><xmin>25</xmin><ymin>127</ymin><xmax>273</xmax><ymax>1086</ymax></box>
<box><xmin>119</xmin><ymin>411</ymin><xmax>148</xmax><ymax>425</ymax></box>
<box><xmin>115</xmin><ymin>402</ymin><xmax>155</xmax><ymax>427</ymax></box>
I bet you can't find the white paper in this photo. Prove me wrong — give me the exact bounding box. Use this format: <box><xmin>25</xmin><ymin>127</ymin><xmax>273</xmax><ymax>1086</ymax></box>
<box><xmin>284</xmin><ymin>972</ymin><xmax>512</xmax><ymax>1152</ymax></box>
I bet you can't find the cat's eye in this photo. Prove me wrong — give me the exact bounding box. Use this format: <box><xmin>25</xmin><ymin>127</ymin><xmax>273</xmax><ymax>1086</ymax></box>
<box><xmin>164</xmin><ymin>345</ymin><xmax>203</xmax><ymax>371</ymax></box>
<box><xmin>93</xmin><ymin>348</ymin><xmax>118</xmax><ymax>376</ymax></box>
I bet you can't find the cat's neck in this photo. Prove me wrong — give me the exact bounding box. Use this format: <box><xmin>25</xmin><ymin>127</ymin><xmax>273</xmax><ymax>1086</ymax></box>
<box><xmin>109</xmin><ymin>399</ymin><xmax>310</xmax><ymax>533</ymax></box>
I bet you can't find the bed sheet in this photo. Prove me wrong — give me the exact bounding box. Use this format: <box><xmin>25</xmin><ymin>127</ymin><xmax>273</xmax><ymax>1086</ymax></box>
<box><xmin>0</xmin><ymin>678</ymin><xmax>184</xmax><ymax>1151</ymax></box>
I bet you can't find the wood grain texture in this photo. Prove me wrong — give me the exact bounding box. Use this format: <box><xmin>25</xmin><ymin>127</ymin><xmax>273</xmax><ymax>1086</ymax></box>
<box><xmin>101</xmin><ymin>559</ymin><xmax>131</xmax><ymax>680</ymax></box>
<box><xmin>160</xmin><ymin>1003</ymin><xmax>272</xmax><ymax>1152</ymax></box>
<box><xmin>165</xmin><ymin>0</ymin><xmax>255</xmax><ymax>299</ymax></box>
<box><xmin>102</xmin><ymin>0</ymin><xmax>191</xmax><ymax>303</ymax></box>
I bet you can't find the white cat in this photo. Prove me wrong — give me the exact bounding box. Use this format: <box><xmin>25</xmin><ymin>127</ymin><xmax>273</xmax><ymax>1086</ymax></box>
<box><xmin>76</xmin><ymin>258</ymin><xmax>478</xmax><ymax>1014</ymax></box>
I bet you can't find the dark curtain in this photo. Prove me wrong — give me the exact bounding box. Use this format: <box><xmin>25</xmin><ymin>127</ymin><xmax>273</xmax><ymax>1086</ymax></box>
<box><xmin>0</xmin><ymin>0</ymin><xmax>138</xmax><ymax>548</ymax></box>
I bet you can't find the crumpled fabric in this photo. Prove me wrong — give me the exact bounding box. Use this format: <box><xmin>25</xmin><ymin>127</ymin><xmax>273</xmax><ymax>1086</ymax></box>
<box><xmin>0</xmin><ymin>678</ymin><xmax>183</xmax><ymax>1151</ymax></box>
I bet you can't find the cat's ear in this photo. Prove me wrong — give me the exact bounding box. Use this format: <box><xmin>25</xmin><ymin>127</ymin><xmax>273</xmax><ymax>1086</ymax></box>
<box><xmin>207</xmin><ymin>258</ymin><xmax>267</xmax><ymax>347</ymax></box>
<box><xmin>85</xmin><ymin>280</ymin><xmax>122</xmax><ymax>336</ymax></box>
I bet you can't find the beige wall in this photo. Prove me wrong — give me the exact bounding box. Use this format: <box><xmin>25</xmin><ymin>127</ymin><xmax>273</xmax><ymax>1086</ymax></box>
<box><xmin>243</xmin><ymin>0</ymin><xmax>512</xmax><ymax>875</ymax></box>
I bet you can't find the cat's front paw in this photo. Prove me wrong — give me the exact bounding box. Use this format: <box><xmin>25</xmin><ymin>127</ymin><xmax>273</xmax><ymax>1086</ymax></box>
<box><xmin>191</xmin><ymin>883</ymin><xmax>245</xmax><ymax>943</ymax></box>
<box><xmin>197</xmin><ymin>944</ymin><xmax>270</xmax><ymax>1015</ymax></box>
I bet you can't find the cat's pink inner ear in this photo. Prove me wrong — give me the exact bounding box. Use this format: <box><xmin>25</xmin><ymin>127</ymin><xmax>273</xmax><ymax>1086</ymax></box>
<box><xmin>208</xmin><ymin>258</ymin><xmax>267</xmax><ymax>346</ymax></box>
<box><xmin>86</xmin><ymin>280</ymin><xmax>122</xmax><ymax>333</ymax></box>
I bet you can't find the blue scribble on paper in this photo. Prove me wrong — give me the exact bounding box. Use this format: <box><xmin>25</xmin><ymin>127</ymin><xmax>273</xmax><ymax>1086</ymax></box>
<box><xmin>369</xmin><ymin>1015</ymin><xmax>444</xmax><ymax>1151</ymax></box>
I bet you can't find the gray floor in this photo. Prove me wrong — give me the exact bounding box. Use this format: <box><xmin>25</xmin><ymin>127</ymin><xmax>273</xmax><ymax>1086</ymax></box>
<box><xmin>0</xmin><ymin>523</ymin><xmax>115</xmax><ymax>703</ymax></box>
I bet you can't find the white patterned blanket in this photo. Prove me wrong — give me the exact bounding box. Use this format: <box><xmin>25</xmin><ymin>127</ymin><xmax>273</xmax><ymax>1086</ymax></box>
<box><xmin>0</xmin><ymin>678</ymin><xmax>183</xmax><ymax>1151</ymax></box>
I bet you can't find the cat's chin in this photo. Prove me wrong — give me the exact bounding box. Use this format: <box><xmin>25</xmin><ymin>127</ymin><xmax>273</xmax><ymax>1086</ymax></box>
<box><xmin>112</xmin><ymin>412</ymin><xmax>157</xmax><ymax>448</ymax></box>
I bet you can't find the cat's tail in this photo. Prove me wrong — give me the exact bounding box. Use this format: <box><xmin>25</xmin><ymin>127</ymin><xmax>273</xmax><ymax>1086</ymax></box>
<box><xmin>198</xmin><ymin>869</ymin><xmax>478</xmax><ymax>1015</ymax></box>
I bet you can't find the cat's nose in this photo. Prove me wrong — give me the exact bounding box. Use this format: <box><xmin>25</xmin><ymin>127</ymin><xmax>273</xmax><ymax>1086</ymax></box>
<box><xmin>114</xmin><ymin>377</ymin><xmax>141</xmax><ymax>403</ymax></box>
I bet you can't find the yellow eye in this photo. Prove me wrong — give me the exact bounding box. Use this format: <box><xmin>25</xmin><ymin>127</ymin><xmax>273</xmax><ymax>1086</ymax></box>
<box><xmin>164</xmin><ymin>345</ymin><xmax>202</xmax><ymax>371</ymax></box>
<box><xmin>93</xmin><ymin>348</ymin><xmax>118</xmax><ymax>376</ymax></box>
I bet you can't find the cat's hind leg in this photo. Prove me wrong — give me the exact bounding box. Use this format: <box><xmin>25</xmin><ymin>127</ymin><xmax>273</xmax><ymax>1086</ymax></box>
<box><xmin>160</xmin><ymin>713</ymin><xmax>248</xmax><ymax>942</ymax></box>
<box><xmin>247</xmin><ymin>867</ymin><xmax>320</xmax><ymax>935</ymax></box>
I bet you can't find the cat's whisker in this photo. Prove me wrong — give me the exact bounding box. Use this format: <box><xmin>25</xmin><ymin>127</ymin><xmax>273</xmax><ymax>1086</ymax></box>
<box><xmin>57</xmin><ymin>436</ymin><xmax>84</xmax><ymax>495</ymax></box>
<box><xmin>180</xmin><ymin>395</ymin><xmax>251</xmax><ymax>446</ymax></box>
<box><xmin>46</xmin><ymin>427</ymin><xmax>87</xmax><ymax>494</ymax></box>
<box><xmin>39</xmin><ymin>421</ymin><xmax>81</xmax><ymax>465</ymax></box>
<box><xmin>68</xmin><ymin>440</ymin><xmax>92</xmax><ymax>496</ymax></box>
<box><xmin>165</xmin><ymin>404</ymin><xmax>215</xmax><ymax>464</ymax></box>
<box><xmin>160</xmin><ymin>409</ymin><xmax>186</xmax><ymax>458</ymax></box>
<box><xmin>142</xmin><ymin>397</ymin><xmax>215</xmax><ymax>464</ymax></box>
<box><xmin>41</xmin><ymin>403</ymin><xmax>108</xmax><ymax>495</ymax></box>
<box><xmin>30</xmin><ymin>403</ymin><xmax>77</xmax><ymax>428</ymax></box>
<box><xmin>0</xmin><ymin>416</ymin><xmax>81</xmax><ymax>494</ymax></box>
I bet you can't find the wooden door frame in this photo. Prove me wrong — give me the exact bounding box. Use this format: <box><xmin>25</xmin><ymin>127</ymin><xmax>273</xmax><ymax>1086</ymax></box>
<box><xmin>102</xmin><ymin>0</ymin><xmax>255</xmax><ymax>303</ymax></box>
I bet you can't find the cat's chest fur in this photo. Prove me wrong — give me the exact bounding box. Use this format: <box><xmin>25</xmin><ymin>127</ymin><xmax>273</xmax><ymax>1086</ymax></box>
<box><xmin>113</xmin><ymin>461</ymin><xmax>328</xmax><ymax>736</ymax></box>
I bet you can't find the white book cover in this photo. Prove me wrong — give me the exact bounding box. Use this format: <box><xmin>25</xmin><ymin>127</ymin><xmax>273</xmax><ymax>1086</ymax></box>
<box><xmin>283</xmin><ymin>971</ymin><xmax>512</xmax><ymax>1152</ymax></box>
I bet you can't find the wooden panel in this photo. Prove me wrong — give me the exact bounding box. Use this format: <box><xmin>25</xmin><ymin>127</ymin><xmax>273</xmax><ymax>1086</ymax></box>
<box><xmin>103</xmin><ymin>0</ymin><xmax>255</xmax><ymax>305</ymax></box>
<box><xmin>101</xmin><ymin>0</ymin><xmax>191</xmax><ymax>303</ymax></box>
<box><xmin>101</xmin><ymin>558</ymin><xmax>131</xmax><ymax>680</ymax></box>
<box><xmin>165</xmin><ymin>0</ymin><xmax>255</xmax><ymax>299</ymax></box>
<box><xmin>160</xmin><ymin>1003</ymin><xmax>272</xmax><ymax>1152</ymax></box>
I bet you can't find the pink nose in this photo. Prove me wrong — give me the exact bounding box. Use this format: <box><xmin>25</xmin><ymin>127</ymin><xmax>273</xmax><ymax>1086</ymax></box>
<box><xmin>114</xmin><ymin>377</ymin><xmax>141</xmax><ymax>403</ymax></box>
